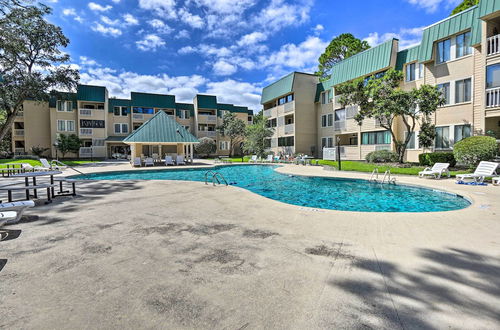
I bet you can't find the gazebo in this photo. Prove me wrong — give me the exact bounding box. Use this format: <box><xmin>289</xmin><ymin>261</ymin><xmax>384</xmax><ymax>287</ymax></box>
<box><xmin>123</xmin><ymin>111</ymin><xmax>199</xmax><ymax>163</ymax></box>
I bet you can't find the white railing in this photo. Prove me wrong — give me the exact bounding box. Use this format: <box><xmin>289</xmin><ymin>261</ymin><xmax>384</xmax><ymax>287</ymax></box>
<box><xmin>375</xmin><ymin>145</ymin><xmax>391</xmax><ymax>151</ymax></box>
<box><xmin>486</xmin><ymin>87</ymin><xmax>500</xmax><ymax>108</ymax></box>
<box><xmin>16</xmin><ymin>111</ymin><xmax>24</xmax><ymax>117</ymax></box>
<box><xmin>271</xmin><ymin>138</ymin><xmax>278</xmax><ymax>148</ymax></box>
<box><xmin>80</xmin><ymin>128</ymin><xmax>93</xmax><ymax>136</ymax></box>
<box><xmin>333</xmin><ymin>95</ymin><xmax>342</xmax><ymax>109</ymax></box>
<box><xmin>14</xmin><ymin>148</ymin><xmax>25</xmax><ymax>155</ymax></box>
<box><xmin>334</xmin><ymin>121</ymin><xmax>346</xmax><ymax>131</ymax></box>
<box><xmin>346</xmin><ymin>105</ymin><xmax>359</xmax><ymax>119</ymax></box>
<box><xmin>199</xmin><ymin>131</ymin><xmax>216</xmax><ymax>137</ymax></box>
<box><xmin>79</xmin><ymin>109</ymin><xmax>92</xmax><ymax>116</ymax></box>
<box><xmin>14</xmin><ymin>129</ymin><xmax>24</xmax><ymax>136</ymax></box>
<box><xmin>133</xmin><ymin>113</ymin><xmax>144</xmax><ymax>120</ymax></box>
<box><xmin>487</xmin><ymin>34</ymin><xmax>500</xmax><ymax>56</ymax></box>
<box><xmin>284</xmin><ymin>102</ymin><xmax>294</xmax><ymax>113</ymax></box>
<box><xmin>323</xmin><ymin>147</ymin><xmax>345</xmax><ymax>160</ymax></box>
<box><xmin>284</xmin><ymin>124</ymin><xmax>294</xmax><ymax>135</ymax></box>
<box><xmin>79</xmin><ymin>147</ymin><xmax>93</xmax><ymax>157</ymax></box>
<box><xmin>199</xmin><ymin>114</ymin><xmax>217</xmax><ymax>122</ymax></box>
<box><xmin>263</xmin><ymin>108</ymin><xmax>274</xmax><ymax>118</ymax></box>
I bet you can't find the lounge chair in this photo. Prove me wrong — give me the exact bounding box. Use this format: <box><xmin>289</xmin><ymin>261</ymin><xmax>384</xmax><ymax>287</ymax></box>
<box><xmin>419</xmin><ymin>163</ymin><xmax>450</xmax><ymax>179</ymax></box>
<box><xmin>456</xmin><ymin>161</ymin><xmax>499</xmax><ymax>183</ymax></box>
<box><xmin>263</xmin><ymin>155</ymin><xmax>273</xmax><ymax>163</ymax></box>
<box><xmin>144</xmin><ymin>157</ymin><xmax>154</xmax><ymax>167</ymax></box>
<box><xmin>493</xmin><ymin>177</ymin><xmax>500</xmax><ymax>186</ymax></box>
<box><xmin>176</xmin><ymin>155</ymin><xmax>186</xmax><ymax>165</ymax></box>
<box><xmin>0</xmin><ymin>200</ymin><xmax>35</xmax><ymax>224</ymax></box>
<box><xmin>165</xmin><ymin>156</ymin><xmax>174</xmax><ymax>166</ymax></box>
<box><xmin>0</xmin><ymin>212</ymin><xmax>17</xmax><ymax>227</ymax></box>
<box><xmin>49</xmin><ymin>159</ymin><xmax>68</xmax><ymax>170</ymax></box>
<box><xmin>22</xmin><ymin>163</ymin><xmax>50</xmax><ymax>172</ymax></box>
<box><xmin>133</xmin><ymin>157</ymin><xmax>142</xmax><ymax>167</ymax></box>
<box><xmin>249</xmin><ymin>155</ymin><xmax>258</xmax><ymax>163</ymax></box>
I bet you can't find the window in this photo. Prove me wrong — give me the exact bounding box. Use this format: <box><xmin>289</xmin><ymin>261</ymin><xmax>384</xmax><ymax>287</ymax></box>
<box><xmin>437</xmin><ymin>83</ymin><xmax>451</xmax><ymax>105</ymax></box>
<box><xmin>114</xmin><ymin>106</ymin><xmax>127</xmax><ymax>116</ymax></box>
<box><xmin>183</xmin><ymin>126</ymin><xmax>190</xmax><ymax>131</ymax></box>
<box><xmin>179</xmin><ymin>110</ymin><xmax>190</xmax><ymax>119</ymax></box>
<box><xmin>57</xmin><ymin>120</ymin><xmax>75</xmax><ymax>132</ymax></box>
<box><xmin>57</xmin><ymin>101</ymin><xmax>73</xmax><ymax>112</ymax></box>
<box><xmin>454</xmin><ymin>124</ymin><xmax>471</xmax><ymax>143</ymax></box>
<box><xmin>327</xmin><ymin>114</ymin><xmax>333</xmax><ymax>127</ymax></box>
<box><xmin>435</xmin><ymin>126</ymin><xmax>450</xmax><ymax>149</ymax></box>
<box><xmin>405</xmin><ymin>131</ymin><xmax>416</xmax><ymax>149</ymax></box>
<box><xmin>278</xmin><ymin>136</ymin><xmax>294</xmax><ymax>147</ymax></box>
<box><xmin>436</xmin><ymin>39</ymin><xmax>451</xmax><ymax>64</ymax></box>
<box><xmin>321</xmin><ymin>92</ymin><xmax>327</xmax><ymax>105</ymax></box>
<box><xmin>486</xmin><ymin>64</ymin><xmax>500</xmax><ymax>89</ymax></box>
<box><xmin>114</xmin><ymin>123</ymin><xmax>129</xmax><ymax>134</ymax></box>
<box><xmin>406</xmin><ymin>63</ymin><xmax>416</xmax><ymax>82</ymax></box>
<box><xmin>327</xmin><ymin>90</ymin><xmax>333</xmax><ymax>103</ymax></box>
<box><xmin>455</xmin><ymin>78</ymin><xmax>471</xmax><ymax>103</ymax></box>
<box><xmin>219</xmin><ymin>141</ymin><xmax>230</xmax><ymax>150</ymax></box>
<box><xmin>456</xmin><ymin>31</ymin><xmax>472</xmax><ymax>58</ymax></box>
<box><xmin>334</xmin><ymin>109</ymin><xmax>345</xmax><ymax>122</ymax></box>
<box><xmin>321</xmin><ymin>137</ymin><xmax>334</xmax><ymax>148</ymax></box>
<box><xmin>286</xmin><ymin>94</ymin><xmax>294</xmax><ymax>103</ymax></box>
<box><xmin>133</xmin><ymin>107</ymin><xmax>154</xmax><ymax>114</ymax></box>
<box><xmin>361</xmin><ymin>131</ymin><xmax>391</xmax><ymax>145</ymax></box>
<box><xmin>418</xmin><ymin>63</ymin><xmax>424</xmax><ymax>79</ymax></box>
<box><xmin>321</xmin><ymin>115</ymin><xmax>327</xmax><ymax>128</ymax></box>
<box><xmin>267</xmin><ymin>118</ymin><xmax>277</xmax><ymax>128</ymax></box>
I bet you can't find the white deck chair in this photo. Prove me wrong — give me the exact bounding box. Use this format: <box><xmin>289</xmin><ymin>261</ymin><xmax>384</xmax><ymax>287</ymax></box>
<box><xmin>0</xmin><ymin>211</ymin><xmax>18</xmax><ymax>227</ymax></box>
<box><xmin>0</xmin><ymin>201</ymin><xmax>35</xmax><ymax>224</ymax></box>
<box><xmin>176</xmin><ymin>155</ymin><xmax>186</xmax><ymax>165</ymax></box>
<box><xmin>456</xmin><ymin>161</ymin><xmax>499</xmax><ymax>183</ymax></box>
<box><xmin>133</xmin><ymin>157</ymin><xmax>142</xmax><ymax>167</ymax></box>
<box><xmin>144</xmin><ymin>157</ymin><xmax>154</xmax><ymax>167</ymax></box>
<box><xmin>249</xmin><ymin>155</ymin><xmax>258</xmax><ymax>163</ymax></box>
<box><xmin>49</xmin><ymin>159</ymin><xmax>68</xmax><ymax>170</ymax></box>
<box><xmin>263</xmin><ymin>155</ymin><xmax>273</xmax><ymax>163</ymax></box>
<box><xmin>22</xmin><ymin>162</ymin><xmax>49</xmax><ymax>172</ymax></box>
<box><xmin>165</xmin><ymin>156</ymin><xmax>174</xmax><ymax>166</ymax></box>
<box><xmin>419</xmin><ymin>163</ymin><xmax>450</xmax><ymax>179</ymax></box>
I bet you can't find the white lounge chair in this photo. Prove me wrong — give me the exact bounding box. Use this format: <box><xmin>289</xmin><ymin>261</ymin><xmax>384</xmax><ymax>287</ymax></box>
<box><xmin>133</xmin><ymin>157</ymin><xmax>142</xmax><ymax>167</ymax></box>
<box><xmin>144</xmin><ymin>157</ymin><xmax>154</xmax><ymax>167</ymax></box>
<box><xmin>176</xmin><ymin>155</ymin><xmax>186</xmax><ymax>165</ymax></box>
<box><xmin>165</xmin><ymin>156</ymin><xmax>174</xmax><ymax>166</ymax></box>
<box><xmin>263</xmin><ymin>155</ymin><xmax>273</xmax><ymax>163</ymax></box>
<box><xmin>22</xmin><ymin>163</ymin><xmax>50</xmax><ymax>172</ymax></box>
<box><xmin>0</xmin><ymin>212</ymin><xmax>17</xmax><ymax>227</ymax></box>
<box><xmin>419</xmin><ymin>162</ymin><xmax>450</xmax><ymax>179</ymax></box>
<box><xmin>249</xmin><ymin>155</ymin><xmax>258</xmax><ymax>163</ymax></box>
<box><xmin>0</xmin><ymin>201</ymin><xmax>35</xmax><ymax>224</ymax></box>
<box><xmin>493</xmin><ymin>177</ymin><xmax>500</xmax><ymax>186</ymax></box>
<box><xmin>456</xmin><ymin>161</ymin><xmax>499</xmax><ymax>183</ymax></box>
<box><xmin>49</xmin><ymin>159</ymin><xmax>67</xmax><ymax>170</ymax></box>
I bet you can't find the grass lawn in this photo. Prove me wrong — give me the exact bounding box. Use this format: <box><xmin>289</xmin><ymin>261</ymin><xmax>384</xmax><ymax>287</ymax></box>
<box><xmin>0</xmin><ymin>159</ymin><xmax>101</xmax><ymax>168</ymax></box>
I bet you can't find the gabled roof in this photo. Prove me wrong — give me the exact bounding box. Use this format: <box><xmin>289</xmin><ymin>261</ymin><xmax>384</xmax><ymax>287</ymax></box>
<box><xmin>478</xmin><ymin>0</ymin><xmax>500</xmax><ymax>18</ymax></box>
<box><xmin>261</xmin><ymin>72</ymin><xmax>295</xmax><ymax>105</ymax></box>
<box><xmin>123</xmin><ymin>111</ymin><xmax>199</xmax><ymax>144</ymax></box>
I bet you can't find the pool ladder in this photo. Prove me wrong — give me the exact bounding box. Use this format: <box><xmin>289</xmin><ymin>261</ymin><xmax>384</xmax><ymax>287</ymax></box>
<box><xmin>370</xmin><ymin>168</ymin><xmax>397</xmax><ymax>184</ymax></box>
<box><xmin>204</xmin><ymin>171</ymin><xmax>228</xmax><ymax>186</ymax></box>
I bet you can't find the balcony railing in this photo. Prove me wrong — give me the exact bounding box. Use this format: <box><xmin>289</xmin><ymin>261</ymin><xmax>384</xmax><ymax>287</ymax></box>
<box><xmin>346</xmin><ymin>105</ymin><xmax>359</xmax><ymax>119</ymax></box>
<box><xmin>79</xmin><ymin>147</ymin><xmax>93</xmax><ymax>157</ymax></box>
<box><xmin>271</xmin><ymin>138</ymin><xmax>277</xmax><ymax>148</ymax></box>
<box><xmin>486</xmin><ymin>87</ymin><xmax>500</xmax><ymax>108</ymax></box>
<box><xmin>16</xmin><ymin>111</ymin><xmax>24</xmax><ymax>117</ymax></box>
<box><xmin>263</xmin><ymin>108</ymin><xmax>273</xmax><ymax>118</ymax></box>
<box><xmin>198</xmin><ymin>114</ymin><xmax>217</xmax><ymax>122</ymax></box>
<box><xmin>199</xmin><ymin>131</ymin><xmax>216</xmax><ymax>137</ymax></box>
<box><xmin>334</xmin><ymin>121</ymin><xmax>346</xmax><ymax>131</ymax></box>
<box><xmin>80</xmin><ymin>128</ymin><xmax>93</xmax><ymax>136</ymax></box>
<box><xmin>333</xmin><ymin>95</ymin><xmax>343</xmax><ymax>109</ymax></box>
<box><xmin>79</xmin><ymin>109</ymin><xmax>92</xmax><ymax>116</ymax></box>
<box><xmin>14</xmin><ymin>129</ymin><xmax>24</xmax><ymax>136</ymax></box>
<box><xmin>284</xmin><ymin>124</ymin><xmax>294</xmax><ymax>135</ymax></box>
<box><xmin>284</xmin><ymin>102</ymin><xmax>294</xmax><ymax>113</ymax></box>
<box><xmin>14</xmin><ymin>148</ymin><xmax>25</xmax><ymax>155</ymax></box>
<box><xmin>133</xmin><ymin>113</ymin><xmax>144</xmax><ymax>120</ymax></box>
<box><xmin>487</xmin><ymin>34</ymin><xmax>500</xmax><ymax>56</ymax></box>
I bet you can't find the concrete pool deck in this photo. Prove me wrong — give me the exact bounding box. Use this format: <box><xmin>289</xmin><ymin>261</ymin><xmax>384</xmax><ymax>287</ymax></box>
<box><xmin>1</xmin><ymin>161</ymin><xmax>499</xmax><ymax>329</ymax></box>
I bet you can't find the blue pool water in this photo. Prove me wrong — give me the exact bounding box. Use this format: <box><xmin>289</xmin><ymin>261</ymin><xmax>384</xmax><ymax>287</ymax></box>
<box><xmin>73</xmin><ymin>165</ymin><xmax>470</xmax><ymax>213</ymax></box>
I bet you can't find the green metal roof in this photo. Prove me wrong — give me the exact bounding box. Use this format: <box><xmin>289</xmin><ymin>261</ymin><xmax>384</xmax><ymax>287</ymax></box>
<box><xmin>131</xmin><ymin>92</ymin><xmax>176</xmax><ymax>109</ymax></box>
<box><xmin>396</xmin><ymin>45</ymin><xmax>421</xmax><ymax>70</ymax></box>
<box><xmin>105</xmin><ymin>136</ymin><xmax>126</xmax><ymax>142</ymax></box>
<box><xmin>196</xmin><ymin>95</ymin><xmax>217</xmax><ymax>109</ymax></box>
<box><xmin>478</xmin><ymin>0</ymin><xmax>500</xmax><ymax>18</ymax></box>
<box><xmin>418</xmin><ymin>6</ymin><xmax>480</xmax><ymax>62</ymax></box>
<box><xmin>108</xmin><ymin>98</ymin><xmax>131</xmax><ymax>113</ymax></box>
<box><xmin>232</xmin><ymin>106</ymin><xmax>248</xmax><ymax>113</ymax></box>
<box><xmin>217</xmin><ymin>103</ymin><xmax>233</xmax><ymax>111</ymax></box>
<box><xmin>247</xmin><ymin>110</ymin><xmax>254</xmax><ymax>115</ymax></box>
<box><xmin>314</xmin><ymin>81</ymin><xmax>327</xmax><ymax>103</ymax></box>
<box><xmin>176</xmin><ymin>102</ymin><xmax>195</xmax><ymax>116</ymax></box>
<box><xmin>49</xmin><ymin>92</ymin><xmax>77</xmax><ymax>108</ymax></box>
<box><xmin>261</xmin><ymin>72</ymin><xmax>294</xmax><ymax>104</ymax></box>
<box><xmin>77</xmin><ymin>84</ymin><xmax>106</xmax><ymax>102</ymax></box>
<box><xmin>123</xmin><ymin>111</ymin><xmax>199</xmax><ymax>144</ymax></box>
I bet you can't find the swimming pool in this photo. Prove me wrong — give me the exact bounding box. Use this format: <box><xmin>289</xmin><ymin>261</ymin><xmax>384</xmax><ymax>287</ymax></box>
<box><xmin>73</xmin><ymin>165</ymin><xmax>471</xmax><ymax>213</ymax></box>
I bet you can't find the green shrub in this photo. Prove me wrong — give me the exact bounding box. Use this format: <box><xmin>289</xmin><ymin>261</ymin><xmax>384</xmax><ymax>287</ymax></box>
<box><xmin>365</xmin><ymin>150</ymin><xmax>398</xmax><ymax>163</ymax></box>
<box><xmin>419</xmin><ymin>152</ymin><xmax>456</xmax><ymax>167</ymax></box>
<box><xmin>453</xmin><ymin>136</ymin><xmax>498</xmax><ymax>167</ymax></box>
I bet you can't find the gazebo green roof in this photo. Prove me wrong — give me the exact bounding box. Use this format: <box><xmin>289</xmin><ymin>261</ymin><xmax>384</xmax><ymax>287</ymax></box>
<box><xmin>123</xmin><ymin>111</ymin><xmax>199</xmax><ymax>144</ymax></box>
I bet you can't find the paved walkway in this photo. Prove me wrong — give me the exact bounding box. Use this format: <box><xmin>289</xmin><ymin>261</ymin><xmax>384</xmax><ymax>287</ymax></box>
<box><xmin>0</xmin><ymin>161</ymin><xmax>499</xmax><ymax>329</ymax></box>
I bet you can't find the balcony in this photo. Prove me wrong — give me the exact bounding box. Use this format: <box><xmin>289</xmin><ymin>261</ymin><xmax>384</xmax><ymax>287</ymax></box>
<box><xmin>284</xmin><ymin>124</ymin><xmax>294</xmax><ymax>135</ymax></box>
<box><xmin>487</xmin><ymin>34</ymin><xmax>500</xmax><ymax>56</ymax></box>
<box><xmin>263</xmin><ymin>108</ymin><xmax>273</xmax><ymax>118</ymax></box>
<box><xmin>16</xmin><ymin>111</ymin><xmax>24</xmax><ymax>117</ymax></box>
<box><xmin>334</xmin><ymin>121</ymin><xmax>346</xmax><ymax>131</ymax></box>
<box><xmin>198</xmin><ymin>114</ymin><xmax>217</xmax><ymax>123</ymax></box>
<box><xmin>14</xmin><ymin>148</ymin><xmax>25</xmax><ymax>155</ymax></box>
<box><xmin>198</xmin><ymin>131</ymin><xmax>217</xmax><ymax>138</ymax></box>
<box><xmin>486</xmin><ymin>87</ymin><xmax>500</xmax><ymax>108</ymax></box>
<box><xmin>14</xmin><ymin>129</ymin><xmax>24</xmax><ymax>136</ymax></box>
<box><xmin>80</xmin><ymin>128</ymin><xmax>93</xmax><ymax>136</ymax></box>
<box><xmin>79</xmin><ymin>109</ymin><xmax>92</xmax><ymax>116</ymax></box>
<box><xmin>133</xmin><ymin>113</ymin><xmax>144</xmax><ymax>121</ymax></box>
<box><xmin>333</xmin><ymin>95</ymin><xmax>343</xmax><ymax>109</ymax></box>
<box><xmin>284</xmin><ymin>101</ymin><xmax>294</xmax><ymax>113</ymax></box>
<box><xmin>79</xmin><ymin>147</ymin><xmax>92</xmax><ymax>157</ymax></box>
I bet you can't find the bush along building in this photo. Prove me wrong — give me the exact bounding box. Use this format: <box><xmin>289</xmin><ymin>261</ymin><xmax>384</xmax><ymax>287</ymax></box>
<box><xmin>261</xmin><ymin>0</ymin><xmax>500</xmax><ymax>162</ymax></box>
<box><xmin>12</xmin><ymin>84</ymin><xmax>253</xmax><ymax>159</ymax></box>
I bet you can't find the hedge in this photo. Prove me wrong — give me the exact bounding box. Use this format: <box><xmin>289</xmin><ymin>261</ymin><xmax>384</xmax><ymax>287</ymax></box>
<box><xmin>453</xmin><ymin>136</ymin><xmax>498</xmax><ymax>167</ymax></box>
<box><xmin>365</xmin><ymin>150</ymin><xmax>398</xmax><ymax>163</ymax></box>
<box><xmin>419</xmin><ymin>152</ymin><xmax>456</xmax><ymax>167</ymax></box>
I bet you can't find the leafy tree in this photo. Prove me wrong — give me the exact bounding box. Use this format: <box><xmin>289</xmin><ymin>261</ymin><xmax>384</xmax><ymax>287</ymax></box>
<box><xmin>0</xmin><ymin>3</ymin><xmax>79</xmax><ymax>142</ymax></box>
<box><xmin>31</xmin><ymin>145</ymin><xmax>49</xmax><ymax>157</ymax></box>
<box><xmin>451</xmin><ymin>0</ymin><xmax>479</xmax><ymax>15</ymax></box>
<box><xmin>55</xmin><ymin>134</ymin><xmax>82</xmax><ymax>158</ymax></box>
<box><xmin>243</xmin><ymin>113</ymin><xmax>275</xmax><ymax>159</ymax></box>
<box><xmin>316</xmin><ymin>33</ymin><xmax>370</xmax><ymax>80</ymax></box>
<box><xmin>337</xmin><ymin>69</ymin><xmax>445</xmax><ymax>163</ymax></box>
<box><xmin>217</xmin><ymin>112</ymin><xmax>246</xmax><ymax>157</ymax></box>
<box><xmin>195</xmin><ymin>137</ymin><xmax>216</xmax><ymax>158</ymax></box>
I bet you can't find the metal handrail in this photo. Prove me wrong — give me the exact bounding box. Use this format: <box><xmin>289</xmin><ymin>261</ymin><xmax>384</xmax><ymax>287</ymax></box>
<box><xmin>212</xmin><ymin>173</ymin><xmax>228</xmax><ymax>186</ymax></box>
<box><xmin>370</xmin><ymin>168</ymin><xmax>379</xmax><ymax>182</ymax></box>
<box><xmin>382</xmin><ymin>170</ymin><xmax>397</xmax><ymax>184</ymax></box>
<box><xmin>204</xmin><ymin>171</ymin><xmax>217</xmax><ymax>185</ymax></box>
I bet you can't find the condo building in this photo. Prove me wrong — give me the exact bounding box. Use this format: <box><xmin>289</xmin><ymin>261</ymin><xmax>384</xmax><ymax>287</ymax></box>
<box><xmin>261</xmin><ymin>0</ymin><xmax>500</xmax><ymax>162</ymax></box>
<box><xmin>12</xmin><ymin>85</ymin><xmax>253</xmax><ymax>159</ymax></box>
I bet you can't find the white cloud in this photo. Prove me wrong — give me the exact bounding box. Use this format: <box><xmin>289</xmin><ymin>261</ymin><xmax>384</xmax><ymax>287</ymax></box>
<box><xmin>237</xmin><ymin>32</ymin><xmax>268</xmax><ymax>47</ymax></box>
<box><xmin>178</xmin><ymin>8</ymin><xmax>204</xmax><ymax>29</ymax></box>
<box><xmin>364</xmin><ymin>26</ymin><xmax>425</xmax><ymax>49</ymax></box>
<box><xmin>193</xmin><ymin>0</ymin><xmax>256</xmax><ymax>14</ymax></box>
<box><xmin>79</xmin><ymin>56</ymin><xmax>99</xmax><ymax>67</ymax></box>
<box><xmin>148</xmin><ymin>19</ymin><xmax>173</xmax><ymax>34</ymax></box>
<box><xmin>123</xmin><ymin>14</ymin><xmax>139</xmax><ymax>26</ymax></box>
<box><xmin>178</xmin><ymin>46</ymin><xmax>196</xmax><ymax>54</ymax></box>
<box><xmin>205</xmin><ymin>79</ymin><xmax>261</xmax><ymax>111</ymax></box>
<box><xmin>253</xmin><ymin>0</ymin><xmax>312</xmax><ymax>32</ymax></box>
<box><xmin>111</xmin><ymin>0</ymin><xmax>121</xmax><ymax>3</ymax></box>
<box><xmin>136</xmin><ymin>34</ymin><xmax>166</xmax><ymax>51</ymax></box>
<box><xmin>100</xmin><ymin>15</ymin><xmax>119</xmax><ymax>26</ymax></box>
<box><xmin>175</xmin><ymin>29</ymin><xmax>190</xmax><ymax>39</ymax></box>
<box><xmin>212</xmin><ymin>60</ymin><xmax>237</xmax><ymax>76</ymax></box>
<box><xmin>62</xmin><ymin>8</ymin><xmax>83</xmax><ymax>23</ymax></box>
<box><xmin>92</xmin><ymin>23</ymin><xmax>122</xmax><ymax>37</ymax></box>
<box><xmin>138</xmin><ymin>0</ymin><xmax>177</xmax><ymax>19</ymax></box>
<box><xmin>405</xmin><ymin>0</ymin><xmax>461</xmax><ymax>13</ymax></box>
<box><xmin>88</xmin><ymin>2</ymin><xmax>112</xmax><ymax>12</ymax></box>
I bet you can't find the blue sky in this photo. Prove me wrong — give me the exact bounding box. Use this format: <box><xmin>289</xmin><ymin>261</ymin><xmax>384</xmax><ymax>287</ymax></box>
<box><xmin>45</xmin><ymin>0</ymin><xmax>463</xmax><ymax>111</ymax></box>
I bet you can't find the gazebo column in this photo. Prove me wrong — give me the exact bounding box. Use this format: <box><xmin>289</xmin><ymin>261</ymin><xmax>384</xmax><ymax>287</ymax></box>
<box><xmin>159</xmin><ymin>145</ymin><xmax>162</xmax><ymax>159</ymax></box>
<box><xmin>190</xmin><ymin>143</ymin><xmax>194</xmax><ymax>162</ymax></box>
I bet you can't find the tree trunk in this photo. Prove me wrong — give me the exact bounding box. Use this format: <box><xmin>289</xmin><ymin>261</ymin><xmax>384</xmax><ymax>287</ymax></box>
<box><xmin>228</xmin><ymin>138</ymin><xmax>233</xmax><ymax>157</ymax></box>
<box><xmin>0</xmin><ymin>110</ymin><xmax>17</xmax><ymax>143</ymax></box>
